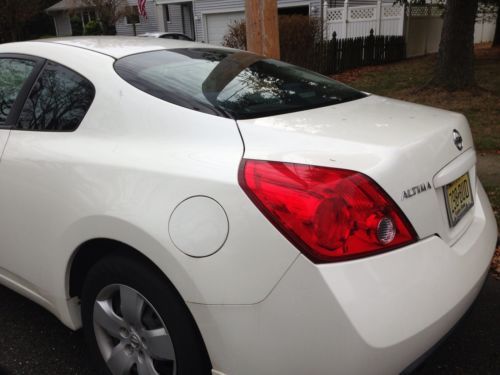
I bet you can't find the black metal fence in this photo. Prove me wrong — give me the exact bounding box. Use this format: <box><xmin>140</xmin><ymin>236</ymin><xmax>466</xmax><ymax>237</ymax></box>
<box><xmin>281</xmin><ymin>30</ymin><xmax>406</xmax><ymax>75</ymax></box>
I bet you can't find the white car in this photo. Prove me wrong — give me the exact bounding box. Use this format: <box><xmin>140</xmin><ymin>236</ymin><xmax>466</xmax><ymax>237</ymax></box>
<box><xmin>138</xmin><ymin>32</ymin><xmax>194</xmax><ymax>41</ymax></box>
<box><xmin>0</xmin><ymin>36</ymin><xmax>496</xmax><ymax>375</ymax></box>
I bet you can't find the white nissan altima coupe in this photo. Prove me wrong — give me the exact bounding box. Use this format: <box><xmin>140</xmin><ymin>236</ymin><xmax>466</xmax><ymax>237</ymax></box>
<box><xmin>0</xmin><ymin>37</ymin><xmax>497</xmax><ymax>375</ymax></box>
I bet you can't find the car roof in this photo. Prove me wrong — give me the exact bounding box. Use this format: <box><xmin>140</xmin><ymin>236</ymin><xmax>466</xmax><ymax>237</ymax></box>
<box><xmin>36</xmin><ymin>36</ymin><xmax>212</xmax><ymax>59</ymax></box>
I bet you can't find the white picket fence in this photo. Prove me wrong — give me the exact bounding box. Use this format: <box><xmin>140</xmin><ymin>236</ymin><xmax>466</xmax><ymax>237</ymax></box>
<box><xmin>324</xmin><ymin>1</ymin><xmax>498</xmax><ymax>57</ymax></box>
<box><xmin>324</xmin><ymin>1</ymin><xmax>405</xmax><ymax>39</ymax></box>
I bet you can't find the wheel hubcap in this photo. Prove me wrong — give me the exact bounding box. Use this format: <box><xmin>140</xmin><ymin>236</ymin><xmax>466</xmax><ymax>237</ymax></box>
<box><xmin>93</xmin><ymin>284</ymin><xmax>176</xmax><ymax>375</ymax></box>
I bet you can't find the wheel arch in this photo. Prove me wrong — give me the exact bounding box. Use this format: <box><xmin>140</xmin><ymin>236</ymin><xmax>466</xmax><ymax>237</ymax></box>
<box><xmin>68</xmin><ymin>238</ymin><xmax>161</xmax><ymax>299</ymax></box>
<box><xmin>67</xmin><ymin>238</ymin><xmax>212</xmax><ymax>368</ymax></box>
<box><xmin>61</xmin><ymin>215</ymin><xmax>205</xmax><ymax>305</ymax></box>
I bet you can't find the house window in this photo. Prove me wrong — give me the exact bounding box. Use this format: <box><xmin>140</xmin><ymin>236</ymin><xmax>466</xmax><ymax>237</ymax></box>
<box><xmin>126</xmin><ymin>6</ymin><xmax>140</xmax><ymax>24</ymax></box>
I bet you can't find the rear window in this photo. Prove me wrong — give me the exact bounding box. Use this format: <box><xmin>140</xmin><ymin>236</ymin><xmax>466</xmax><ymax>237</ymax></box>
<box><xmin>114</xmin><ymin>48</ymin><xmax>366</xmax><ymax>119</ymax></box>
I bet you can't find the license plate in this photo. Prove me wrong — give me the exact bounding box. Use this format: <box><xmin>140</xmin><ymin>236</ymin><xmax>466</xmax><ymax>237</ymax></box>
<box><xmin>444</xmin><ymin>173</ymin><xmax>474</xmax><ymax>227</ymax></box>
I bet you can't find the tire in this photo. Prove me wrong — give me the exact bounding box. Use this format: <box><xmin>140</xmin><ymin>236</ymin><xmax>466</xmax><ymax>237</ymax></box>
<box><xmin>81</xmin><ymin>253</ymin><xmax>211</xmax><ymax>375</ymax></box>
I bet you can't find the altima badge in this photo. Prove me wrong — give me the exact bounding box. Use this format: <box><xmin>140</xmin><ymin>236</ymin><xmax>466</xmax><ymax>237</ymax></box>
<box><xmin>453</xmin><ymin>129</ymin><xmax>463</xmax><ymax>151</ymax></box>
<box><xmin>402</xmin><ymin>182</ymin><xmax>432</xmax><ymax>201</ymax></box>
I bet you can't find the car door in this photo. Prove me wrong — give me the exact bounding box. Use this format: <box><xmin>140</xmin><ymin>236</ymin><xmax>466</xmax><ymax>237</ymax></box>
<box><xmin>0</xmin><ymin>55</ymin><xmax>44</xmax><ymax>156</ymax></box>
<box><xmin>0</xmin><ymin>57</ymin><xmax>95</xmax><ymax>299</ymax></box>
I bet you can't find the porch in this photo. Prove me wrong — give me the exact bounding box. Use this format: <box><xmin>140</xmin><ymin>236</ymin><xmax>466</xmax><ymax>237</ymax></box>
<box><xmin>46</xmin><ymin>0</ymin><xmax>95</xmax><ymax>37</ymax></box>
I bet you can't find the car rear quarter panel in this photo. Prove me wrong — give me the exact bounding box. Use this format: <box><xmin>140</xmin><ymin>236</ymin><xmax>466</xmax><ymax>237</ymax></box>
<box><xmin>0</xmin><ymin>42</ymin><xmax>299</xmax><ymax>329</ymax></box>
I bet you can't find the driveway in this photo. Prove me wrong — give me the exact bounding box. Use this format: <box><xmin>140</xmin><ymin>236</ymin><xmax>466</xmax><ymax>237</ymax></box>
<box><xmin>0</xmin><ymin>274</ymin><xmax>499</xmax><ymax>374</ymax></box>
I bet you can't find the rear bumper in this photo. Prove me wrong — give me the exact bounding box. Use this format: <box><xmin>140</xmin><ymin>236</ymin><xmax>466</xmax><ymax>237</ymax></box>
<box><xmin>190</xmin><ymin>182</ymin><xmax>497</xmax><ymax>375</ymax></box>
<box><xmin>399</xmin><ymin>272</ymin><xmax>486</xmax><ymax>375</ymax></box>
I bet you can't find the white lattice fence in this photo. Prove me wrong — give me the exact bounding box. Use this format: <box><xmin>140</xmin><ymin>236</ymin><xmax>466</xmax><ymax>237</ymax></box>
<box><xmin>325</xmin><ymin>7</ymin><xmax>344</xmax><ymax>39</ymax></box>
<box><xmin>324</xmin><ymin>2</ymin><xmax>497</xmax><ymax>58</ymax></box>
<box><xmin>405</xmin><ymin>4</ymin><xmax>444</xmax><ymax>17</ymax></box>
<box><xmin>349</xmin><ymin>6</ymin><xmax>375</xmax><ymax>21</ymax></box>
<box><xmin>324</xmin><ymin>2</ymin><xmax>405</xmax><ymax>40</ymax></box>
<box><xmin>406</xmin><ymin>5</ymin><xmax>497</xmax><ymax>57</ymax></box>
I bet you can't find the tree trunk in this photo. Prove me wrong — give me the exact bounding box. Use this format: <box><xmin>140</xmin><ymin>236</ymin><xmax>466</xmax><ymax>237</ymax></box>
<box><xmin>434</xmin><ymin>0</ymin><xmax>478</xmax><ymax>90</ymax></box>
<box><xmin>493</xmin><ymin>6</ymin><xmax>500</xmax><ymax>47</ymax></box>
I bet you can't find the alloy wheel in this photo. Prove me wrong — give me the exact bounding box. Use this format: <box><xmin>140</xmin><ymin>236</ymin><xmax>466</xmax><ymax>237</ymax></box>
<box><xmin>93</xmin><ymin>284</ymin><xmax>176</xmax><ymax>375</ymax></box>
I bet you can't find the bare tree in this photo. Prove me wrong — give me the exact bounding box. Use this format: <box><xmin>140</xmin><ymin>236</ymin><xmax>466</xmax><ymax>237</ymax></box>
<box><xmin>0</xmin><ymin>0</ymin><xmax>43</xmax><ymax>42</ymax></box>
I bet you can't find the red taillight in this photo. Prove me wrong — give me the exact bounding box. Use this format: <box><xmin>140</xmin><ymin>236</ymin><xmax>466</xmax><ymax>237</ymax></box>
<box><xmin>239</xmin><ymin>159</ymin><xmax>417</xmax><ymax>262</ymax></box>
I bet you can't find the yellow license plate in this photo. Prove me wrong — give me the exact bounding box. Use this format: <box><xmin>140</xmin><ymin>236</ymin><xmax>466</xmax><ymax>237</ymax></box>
<box><xmin>444</xmin><ymin>173</ymin><xmax>474</xmax><ymax>227</ymax></box>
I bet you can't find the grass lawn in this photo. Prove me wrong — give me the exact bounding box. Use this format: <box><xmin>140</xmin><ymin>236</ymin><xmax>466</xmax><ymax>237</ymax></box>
<box><xmin>333</xmin><ymin>45</ymin><xmax>500</xmax><ymax>229</ymax></box>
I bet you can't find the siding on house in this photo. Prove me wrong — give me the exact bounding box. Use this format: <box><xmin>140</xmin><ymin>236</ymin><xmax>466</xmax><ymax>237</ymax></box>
<box><xmin>193</xmin><ymin>0</ymin><xmax>323</xmax><ymax>43</ymax></box>
<box><xmin>165</xmin><ymin>4</ymin><xmax>184</xmax><ymax>33</ymax></box>
<box><xmin>115</xmin><ymin>0</ymin><xmax>158</xmax><ymax>36</ymax></box>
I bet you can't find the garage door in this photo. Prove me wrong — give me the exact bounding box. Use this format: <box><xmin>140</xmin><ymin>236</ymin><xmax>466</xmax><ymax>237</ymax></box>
<box><xmin>205</xmin><ymin>11</ymin><xmax>245</xmax><ymax>46</ymax></box>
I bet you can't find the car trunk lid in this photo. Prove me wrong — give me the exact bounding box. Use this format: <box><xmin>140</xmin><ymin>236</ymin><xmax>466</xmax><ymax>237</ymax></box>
<box><xmin>236</xmin><ymin>95</ymin><xmax>476</xmax><ymax>245</ymax></box>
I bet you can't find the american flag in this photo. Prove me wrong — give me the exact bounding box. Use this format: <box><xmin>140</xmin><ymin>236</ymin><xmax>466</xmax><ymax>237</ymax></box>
<box><xmin>138</xmin><ymin>0</ymin><xmax>148</xmax><ymax>19</ymax></box>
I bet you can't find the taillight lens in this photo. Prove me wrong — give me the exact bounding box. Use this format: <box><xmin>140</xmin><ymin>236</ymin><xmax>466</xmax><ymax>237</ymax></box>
<box><xmin>239</xmin><ymin>159</ymin><xmax>417</xmax><ymax>262</ymax></box>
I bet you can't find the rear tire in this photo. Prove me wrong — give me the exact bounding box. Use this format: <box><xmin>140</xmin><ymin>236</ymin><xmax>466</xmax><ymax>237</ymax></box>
<box><xmin>81</xmin><ymin>254</ymin><xmax>211</xmax><ymax>375</ymax></box>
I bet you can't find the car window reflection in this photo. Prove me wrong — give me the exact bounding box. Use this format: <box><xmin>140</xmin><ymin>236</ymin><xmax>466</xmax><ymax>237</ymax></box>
<box><xmin>114</xmin><ymin>48</ymin><xmax>365</xmax><ymax>119</ymax></box>
<box><xmin>0</xmin><ymin>58</ymin><xmax>36</xmax><ymax>124</ymax></box>
<box><xmin>17</xmin><ymin>62</ymin><xmax>94</xmax><ymax>131</ymax></box>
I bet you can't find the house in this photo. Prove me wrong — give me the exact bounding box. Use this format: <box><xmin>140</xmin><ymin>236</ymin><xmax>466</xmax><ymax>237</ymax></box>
<box><xmin>46</xmin><ymin>0</ymin><xmax>96</xmax><ymax>37</ymax></box>
<box><xmin>156</xmin><ymin>0</ymin><xmax>326</xmax><ymax>45</ymax></box>
<box><xmin>47</xmin><ymin>0</ymin><xmax>158</xmax><ymax>37</ymax></box>
<box><xmin>48</xmin><ymin>0</ymin><xmax>326</xmax><ymax>43</ymax></box>
<box><xmin>47</xmin><ymin>0</ymin><xmax>398</xmax><ymax>44</ymax></box>
<box><xmin>156</xmin><ymin>0</ymin><xmax>402</xmax><ymax>44</ymax></box>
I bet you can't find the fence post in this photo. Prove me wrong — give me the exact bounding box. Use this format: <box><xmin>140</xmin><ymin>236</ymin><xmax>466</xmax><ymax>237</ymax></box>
<box><xmin>323</xmin><ymin>0</ymin><xmax>328</xmax><ymax>40</ymax></box>
<box><xmin>399</xmin><ymin>4</ymin><xmax>406</xmax><ymax>35</ymax></box>
<box><xmin>332</xmin><ymin>31</ymin><xmax>337</xmax><ymax>73</ymax></box>
<box><xmin>375</xmin><ymin>0</ymin><xmax>382</xmax><ymax>35</ymax></box>
<box><xmin>366</xmin><ymin>28</ymin><xmax>375</xmax><ymax>65</ymax></box>
<box><xmin>405</xmin><ymin>2</ymin><xmax>411</xmax><ymax>57</ymax></box>
<box><xmin>342</xmin><ymin>0</ymin><xmax>349</xmax><ymax>38</ymax></box>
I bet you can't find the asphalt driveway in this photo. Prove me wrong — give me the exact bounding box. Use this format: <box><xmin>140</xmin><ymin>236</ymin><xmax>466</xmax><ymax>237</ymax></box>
<box><xmin>0</xmin><ymin>274</ymin><xmax>499</xmax><ymax>374</ymax></box>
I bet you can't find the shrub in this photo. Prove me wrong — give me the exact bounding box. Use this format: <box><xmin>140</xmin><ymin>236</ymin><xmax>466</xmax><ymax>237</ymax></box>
<box><xmin>222</xmin><ymin>15</ymin><xmax>322</xmax><ymax>67</ymax></box>
<box><xmin>279</xmin><ymin>15</ymin><xmax>322</xmax><ymax>67</ymax></box>
<box><xmin>84</xmin><ymin>20</ymin><xmax>103</xmax><ymax>35</ymax></box>
<box><xmin>222</xmin><ymin>20</ymin><xmax>247</xmax><ymax>50</ymax></box>
<box><xmin>70</xmin><ymin>16</ymin><xmax>83</xmax><ymax>36</ymax></box>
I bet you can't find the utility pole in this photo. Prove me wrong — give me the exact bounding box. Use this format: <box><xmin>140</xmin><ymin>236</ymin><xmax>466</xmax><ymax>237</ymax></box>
<box><xmin>245</xmin><ymin>0</ymin><xmax>280</xmax><ymax>59</ymax></box>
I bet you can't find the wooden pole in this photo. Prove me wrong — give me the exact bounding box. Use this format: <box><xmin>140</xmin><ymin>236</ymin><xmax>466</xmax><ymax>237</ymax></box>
<box><xmin>245</xmin><ymin>0</ymin><xmax>280</xmax><ymax>59</ymax></box>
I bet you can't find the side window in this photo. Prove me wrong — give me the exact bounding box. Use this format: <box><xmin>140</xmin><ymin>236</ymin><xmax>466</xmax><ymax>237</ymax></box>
<box><xmin>0</xmin><ymin>58</ymin><xmax>36</xmax><ymax>124</ymax></box>
<box><xmin>17</xmin><ymin>61</ymin><xmax>95</xmax><ymax>131</ymax></box>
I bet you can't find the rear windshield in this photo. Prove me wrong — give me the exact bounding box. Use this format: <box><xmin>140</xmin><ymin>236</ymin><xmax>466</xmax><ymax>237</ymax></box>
<box><xmin>114</xmin><ymin>48</ymin><xmax>366</xmax><ymax>119</ymax></box>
